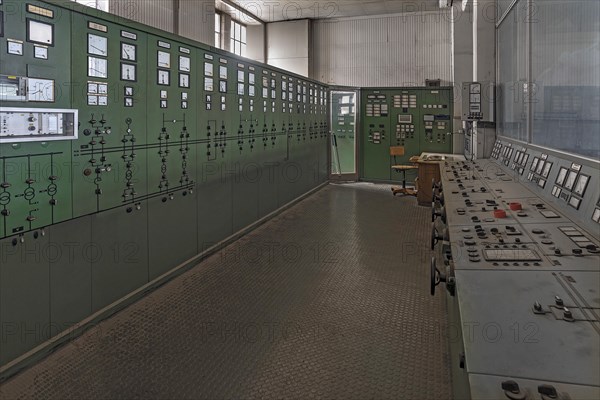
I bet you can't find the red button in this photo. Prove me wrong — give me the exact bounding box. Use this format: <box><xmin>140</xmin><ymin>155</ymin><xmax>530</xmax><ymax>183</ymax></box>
<box><xmin>494</xmin><ymin>210</ymin><xmax>507</xmax><ymax>218</ymax></box>
<box><xmin>509</xmin><ymin>202</ymin><xmax>522</xmax><ymax>211</ymax></box>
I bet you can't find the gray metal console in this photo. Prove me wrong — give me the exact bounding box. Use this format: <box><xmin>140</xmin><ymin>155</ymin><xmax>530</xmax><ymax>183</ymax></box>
<box><xmin>431</xmin><ymin>138</ymin><xmax>600</xmax><ymax>399</ymax></box>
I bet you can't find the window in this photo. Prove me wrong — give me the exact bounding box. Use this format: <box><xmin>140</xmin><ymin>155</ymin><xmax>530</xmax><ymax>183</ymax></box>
<box><xmin>496</xmin><ymin>0</ymin><xmax>600</xmax><ymax>159</ymax></box>
<box><xmin>71</xmin><ymin>0</ymin><xmax>109</xmax><ymax>11</ymax></box>
<box><xmin>215</xmin><ymin>13</ymin><xmax>222</xmax><ymax>48</ymax></box>
<box><xmin>230</xmin><ymin>20</ymin><xmax>247</xmax><ymax>57</ymax></box>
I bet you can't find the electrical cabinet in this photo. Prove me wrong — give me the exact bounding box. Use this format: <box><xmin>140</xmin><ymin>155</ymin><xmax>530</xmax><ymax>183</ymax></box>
<box><xmin>360</xmin><ymin>87</ymin><xmax>453</xmax><ymax>182</ymax></box>
<box><xmin>0</xmin><ymin>0</ymin><xmax>330</xmax><ymax>368</ymax></box>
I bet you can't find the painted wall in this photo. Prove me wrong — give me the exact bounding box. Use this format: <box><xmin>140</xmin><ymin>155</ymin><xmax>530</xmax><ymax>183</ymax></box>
<box><xmin>311</xmin><ymin>11</ymin><xmax>453</xmax><ymax>87</ymax></box>
<box><xmin>267</xmin><ymin>19</ymin><xmax>310</xmax><ymax>77</ymax></box>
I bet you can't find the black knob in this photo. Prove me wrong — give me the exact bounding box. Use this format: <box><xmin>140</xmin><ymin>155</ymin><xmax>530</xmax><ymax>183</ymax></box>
<box><xmin>538</xmin><ymin>384</ymin><xmax>558</xmax><ymax>399</ymax></box>
<box><xmin>501</xmin><ymin>381</ymin><xmax>521</xmax><ymax>394</ymax></box>
<box><xmin>1</xmin><ymin>209</ymin><xmax>9</xmax><ymax>216</ymax></box>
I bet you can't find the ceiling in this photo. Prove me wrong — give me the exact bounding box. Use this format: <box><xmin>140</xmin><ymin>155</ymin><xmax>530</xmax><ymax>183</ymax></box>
<box><xmin>217</xmin><ymin>0</ymin><xmax>443</xmax><ymax>24</ymax></box>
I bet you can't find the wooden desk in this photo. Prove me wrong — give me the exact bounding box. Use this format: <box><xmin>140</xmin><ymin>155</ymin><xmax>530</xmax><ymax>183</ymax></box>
<box><xmin>415</xmin><ymin>160</ymin><xmax>441</xmax><ymax>206</ymax></box>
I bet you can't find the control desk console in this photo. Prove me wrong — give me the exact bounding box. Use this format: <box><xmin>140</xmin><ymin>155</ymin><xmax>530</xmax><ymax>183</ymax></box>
<box><xmin>431</xmin><ymin>139</ymin><xmax>600</xmax><ymax>399</ymax></box>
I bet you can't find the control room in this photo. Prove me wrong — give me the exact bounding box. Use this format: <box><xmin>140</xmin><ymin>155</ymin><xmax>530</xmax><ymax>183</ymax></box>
<box><xmin>0</xmin><ymin>0</ymin><xmax>599</xmax><ymax>399</ymax></box>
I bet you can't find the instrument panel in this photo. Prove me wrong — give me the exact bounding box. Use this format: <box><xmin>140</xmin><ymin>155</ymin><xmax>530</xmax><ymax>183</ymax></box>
<box><xmin>432</xmin><ymin>138</ymin><xmax>600</xmax><ymax>399</ymax></box>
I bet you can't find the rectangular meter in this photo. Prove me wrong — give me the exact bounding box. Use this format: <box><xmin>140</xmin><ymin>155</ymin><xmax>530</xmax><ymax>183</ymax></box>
<box><xmin>0</xmin><ymin>108</ymin><xmax>78</xmax><ymax>143</ymax></box>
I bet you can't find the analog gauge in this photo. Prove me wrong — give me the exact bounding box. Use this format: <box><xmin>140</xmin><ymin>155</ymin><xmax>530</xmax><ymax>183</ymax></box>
<box><xmin>160</xmin><ymin>100</ymin><xmax>167</xmax><ymax>108</ymax></box>
<box><xmin>470</xmin><ymin>84</ymin><xmax>481</xmax><ymax>94</ymax></box>
<box><xmin>271</xmin><ymin>79</ymin><xmax>276</xmax><ymax>88</ymax></box>
<box><xmin>531</xmin><ymin>157</ymin><xmax>539</xmax><ymax>172</ymax></box>
<box><xmin>88</xmin><ymin>56</ymin><xmax>108</xmax><ymax>78</ymax></box>
<box><xmin>124</xmin><ymin>86</ymin><xmax>133</xmax><ymax>96</ymax></box>
<box><xmin>160</xmin><ymin>90</ymin><xmax>167</xmax><ymax>99</ymax></box>
<box><xmin>27</xmin><ymin>19</ymin><xmax>54</xmax><ymax>45</ymax></box>
<box><xmin>124</xmin><ymin>98</ymin><xmax>133</xmax><ymax>107</ymax></box>
<box><xmin>204</xmin><ymin>77</ymin><xmax>214</xmax><ymax>92</ymax></box>
<box><xmin>88</xmin><ymin>95</ymin><xmax>98</xmax><ymax>105</ymax></box>
<box><xmin>249</xmin><ymin>73</ymin><xmax>255</xmax><ymax>85</ymax></box>
<box><xmin>237</xmin><ymin>83</ymin><xmax>244</xmax><ymax>96</ymax></box>
<box><xmin>158</xmin><ymin>70</ymin><xmax>170</xmax><ymax>85</ymax></box>
<box><xmin>179</xmin><ymin>56</ymin><xmax>191</xmax><ymax>72</ymax></box>
<box><xmin>88</xmin><ymin>83</ymin><xmax>98</xmax><ymax>93</ymax></box>
<box><xmin>573</xmin><ymin>174</ymin><xmax>590</xmax><ymax>197</ymax></box>
<box><xmin>121</xmin><ymin>63</ymin><xmax>136</xmax><ymax>81</ymax></box>
<box><xmin>204</xmin><ymin>62</ymin><xmax>213</xmax><ymax>77</ymax></box>
<box><xmin>179</xmin><ymin>73</ymin><xmax>190</xmax><ymax>88</ymax></box>
<box><xmin>181</xmin><ymin>92</ymin><xmax>188</xmax><ymax>100</ymax></box>
<box><xmin>181</xmin><ymin>101</ymin><xmax>188</xmax><ymax>109</ymax></box>
<box><xmin>98</xmin><ymin>96</ymin><xmax>108</xmax><ymax>106</ymax></box>
<box><xmin>249</xmin><ymin>86</ymin><xmax>255</xmax><ymax>97</ymax></box>
<box><xmin>219</xmin><ymin>66</ymin><xmax>227</xmax><ymax>79</ymax></box>
<box><xmin>98</xmin><ymin>84</ymin><xmax>108</xmax><ymax>94</ymax></box>
<box><xmin>536</xmin><ymin>160</ymin><xmax>545</xmax><ymax>175</ymax></box>
<box><xmin>157</xmin><ymin>51</ymin><xmax>170</xmax><ymax>68</ymax></box>
<box><xmin>238</xmin><ymin>70</ymin><xmax>244</xmax><ymax>83</ymax></box>
<box><xmin>271</xmin><ymin>90</ymin><xmax>276</xmax><ymax>99</ymax></box>
<box><xmin>542</xmin><ymin>162</ymin><xmax>552</xmax><ymax>178</ymax></box>
<box><xmin>34</xmin><ymin>46</ymin><xmax>48</xmax><ymax>59</ymax></box>
<box><xmin>219</xmin><ymin>80</ymin><xmax>227</xmax><ymax>93</ymax></box>
<box><xmin>121</xmin><ymin>43</ymin><xmax>136</xmax><ymax>61</ymax></box>
<box><xmin>88</xmin><ymin>34</ymin><xmax>107</xmax><ymax>56</ymax></box>
<box><xmin>7</xmin><ymin>41</ymin><xmax>23</xmax><ymax>55</ymax></box>
<box><xmin>556</xmin><ymin>167</ymin><xmax>568</xmax><ymax>186</ymax></box>
<box><xmin>564</xmin><ymin>170</ymin><xmax>578</xmax><ymax>191</ymax></box>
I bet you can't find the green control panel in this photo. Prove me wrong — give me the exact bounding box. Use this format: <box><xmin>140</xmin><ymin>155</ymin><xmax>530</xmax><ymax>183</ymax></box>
<box><xmin>0</xmin><ymin>0</ymin><xmax>330</xmax><ymax>240</ymax></box>
<box><xmin>360</xmin><ymin>87</ymin><xmax>453</xmax><ymax>181</ymax></box>
<box><xmin>0</xmin><ymin>0</ymin><xmax>329</xmax><ymax>368</ymax></box>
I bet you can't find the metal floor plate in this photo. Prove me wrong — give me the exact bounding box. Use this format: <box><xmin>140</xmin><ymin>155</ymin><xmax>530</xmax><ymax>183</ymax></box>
<box><xmin>0</xmin><ymin>183</ymin><xmax>451</xmax><ymax>400</ymax></box>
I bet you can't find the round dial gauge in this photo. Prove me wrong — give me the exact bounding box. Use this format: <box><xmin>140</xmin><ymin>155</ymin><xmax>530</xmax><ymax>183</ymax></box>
<box><xmin>121</xmin><ymin>43</ymin><xmax>136</xmax><ymax>61</ymax></box>
<box><xmin>158</xmin><ymin>70</ymin><xmax>170</xmax><ymax>85</ymax></box>
<box><xmin>8</xmin><ymin>41</ymin><xmax>23</xmax><ymax>55</ymax></box>
<box><xmin>88</xmin><ymin>34</ymin><xmax>108</xmax><ymax>56</ymax></box>
<box><xmin>88</xmin><ymin>57</ymin><xmax>108</xmax><ymax>78</ymax></box>
<box><xmin>179</xmin><ymin>73</ymin><xmax>190</xmax><ymax>88</ymax></box>
<box><xmin>179</xmin><ymin>56</ymin><xmax>191</xmax><ymax>72</ymax></box>
<box><xmin>34</xmin><ymin>46</ymin><xmax>48</xmax><ymax>59</ymax></box>
<box><xmin>564</xmin><ymin>171</ymin><xmax>578</xmax><ymax>191</ymax></box>
<box><xmin>574</xmin><ymin>175</ymin><xmax>589</xmax><ymax>196</ymax></box>
<box><xmin>158</xmin><ymin>51</ymin><xmax>171</xmax><ymax>68</ymax></box>
<box><xmin>121</xmin><ymin>63</ymin><xmax>136</xmax><ymax>81</ymax></box>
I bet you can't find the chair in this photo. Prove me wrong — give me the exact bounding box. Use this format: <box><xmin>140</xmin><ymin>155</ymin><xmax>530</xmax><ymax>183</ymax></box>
<box><xmin>390</xmin><ymin>146</ymin><xmax>419</xmax><ymax>196</ymax></box>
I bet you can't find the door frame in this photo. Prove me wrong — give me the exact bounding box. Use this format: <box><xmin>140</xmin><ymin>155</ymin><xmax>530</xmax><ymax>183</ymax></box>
<box><xmin>329</xmin><ymin>86</ymin><xmax>361</xmax><ymax>182</ymax></box>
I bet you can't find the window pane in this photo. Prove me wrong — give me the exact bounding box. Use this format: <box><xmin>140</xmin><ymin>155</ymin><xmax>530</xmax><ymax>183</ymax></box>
<box><xmin>230</xmin><ymin>38</ymin><xmax>235</xmax><ymax>51</ymax></box>
<box><xmin>241</xmin><ymin>26</ymin><xmax>247</xmax><ymax>44</ymax></box>
<box><xmin>235</xmin><ymin>41</ymin><xmax>241</xmax><ymax>56</ymax></box>
<box><xmin>242</xmin><ymin>43</ymin><xmax>247</xmax><ymax>58</ymax></box>
<box><xmin>530</xmin><ymin>0</ymin><xmax>600</xmax><ymax>159</ymax></box>
<box><xmin>215</xmin><ymin>33</ymin><xmax>220</xmax><ymax>48</ymax></box>
<box><xmin>497</xmin><ymin>0</ymin><xmax>528</xmax><ymax>142</ymax></box>
<box><xmin>235</xmin><ymin>23</ymin><xmax>241</xmax><ymax>40</ymax></box>
<box><xmin>215</xmin><ymin>14</ymin><xmax>220</xmax><ymax>33</ymax></box>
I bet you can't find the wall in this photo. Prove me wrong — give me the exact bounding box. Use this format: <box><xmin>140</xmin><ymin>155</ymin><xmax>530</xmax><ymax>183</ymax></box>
<box><xmin>311</xmin><ymin>11</ymin><xmax>453</xmax><ymax>87</ymax></box>
<box><xmin>267</xmin><ymin>20</ymin><xmax>310</xmax><ymax>77</ymax></box>
<box><xmin>178</xmin><ymin>0</ymin><xmax>215</xmax><ymax>44</ymax></box>
<box><xmin>108</xmin><ymin>0</ymin><xmax>215</xmax><ymax>45</ymax></box>
<box><xmin>246</xmin><ymin>24</ymin><xmax>265</xmax><ymax>63</ymax></box>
